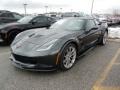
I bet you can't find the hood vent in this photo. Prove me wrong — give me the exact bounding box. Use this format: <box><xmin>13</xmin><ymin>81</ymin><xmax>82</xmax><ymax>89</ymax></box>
<box><xmin>28</xmin><ymin>33</ymin><xmax>43</xmax><ymax>38</ymax></box>
<box><xmin>28</xmin><ymin>33</ymin><xmax>35</xmax><ymax>37</ymax></box>
<box><xmin>33</xmin><ymin>34</ymin><xmax>43</xmax><ymax>38</ymax></box>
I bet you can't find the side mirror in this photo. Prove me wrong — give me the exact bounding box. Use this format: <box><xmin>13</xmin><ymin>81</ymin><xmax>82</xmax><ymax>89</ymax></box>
<box><xmin>85</xmin><ymin>30</ymin><xmax>90</xmax><ymax>34</ymax></box>
<box><xmin>98</xmin><ymin>22</ymin><xmax>102</xmax><ymax>25</ymax></box>
<box><xmin>31</xmin><ymin>21</ymin><xmax>37</xmax><ymax>25</ymax></box>
<box><xmin>85</xmin><ymin>29</ymin><xmax>91</xmax><ymax>34</ymax></box>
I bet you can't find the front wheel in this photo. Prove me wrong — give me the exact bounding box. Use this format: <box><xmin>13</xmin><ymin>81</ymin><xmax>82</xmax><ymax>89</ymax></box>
<box><xmin>59</xmin><ymin>43</ymin><xmax>77</xmax><ymax>71</ymax></box>
<box><xmin>98</xmin><ymin>31</ymin><xmax>108</xmax><ymax>45</ymax></box>
<box><xmin>8</xmin><ymin>31</ymin><xmax>20</xmax><ymax>44</ymax></box>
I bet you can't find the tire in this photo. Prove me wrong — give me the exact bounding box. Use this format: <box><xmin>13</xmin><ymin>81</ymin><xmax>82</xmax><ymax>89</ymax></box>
<box><xmin>98</xmin><ymin>31</ymin><xmax>108</xmax><ymax>45</ymax></box>
<box><xmin>59</xmin><ymin>43</ymin><xmax>77</xmax><ymax>71</ymax></box>
<box><xmin>8</xmin><ymin>31</ymin><xmax>20</xmax><ymax>44</ymax></box>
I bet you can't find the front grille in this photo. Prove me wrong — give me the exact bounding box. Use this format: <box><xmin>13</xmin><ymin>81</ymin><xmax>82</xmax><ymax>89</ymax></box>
<box><xmin>13</xmin><ymin>54</ymin><xmax>37</xmax><ymax>64</ymax></box>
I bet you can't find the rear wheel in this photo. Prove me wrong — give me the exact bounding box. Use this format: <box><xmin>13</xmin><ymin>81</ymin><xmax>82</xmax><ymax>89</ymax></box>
<box><xmin>59</xmin><ymin>43</ymin><xmax>77</xmax><ymax>71</ymax></box>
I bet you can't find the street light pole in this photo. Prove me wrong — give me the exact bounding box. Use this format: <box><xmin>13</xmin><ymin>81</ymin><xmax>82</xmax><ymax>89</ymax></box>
<box><xmin>23</xmin><ymin>3</ymin><xmax>28</xmax><ymax>16</ymax></box>
<box><xmin>91</xmin><ymin>0</ymin><xmax>94</xmax><ymax>15</ymax></box>
<box><xmin>60</xmin><ymin>8</ymin><xmax>62</xmax><ymax>12</ymax></box>
<box><xmin>45</xmin><ymin>6</ymin><xmax>48</xmax><ymax>13</ymax></box>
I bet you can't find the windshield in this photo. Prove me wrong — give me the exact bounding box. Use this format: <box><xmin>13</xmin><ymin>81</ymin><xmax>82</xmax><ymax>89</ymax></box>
<box><xmin>50</xmin><ymin>18</ymin><xmax>85</xmax><ymax>31</ymax></box>
<box><xmin>17</xmin><ymin>16</ymin><xmax>34</xmax><ymax>23</ymax></box>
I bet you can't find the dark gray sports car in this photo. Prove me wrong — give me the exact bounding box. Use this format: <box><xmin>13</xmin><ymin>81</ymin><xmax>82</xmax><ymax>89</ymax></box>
<box><xmin>10</xmin><ymin>17</ymin><xmax>108</xmax><ymax>71</ymax></box>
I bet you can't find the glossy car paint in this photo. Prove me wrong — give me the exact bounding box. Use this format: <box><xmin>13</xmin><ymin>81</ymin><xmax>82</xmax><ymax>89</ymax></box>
<box><xmin>10</xmin><ymin>17</ymin><xmax>107</xmax><ymax>71</ymax></box>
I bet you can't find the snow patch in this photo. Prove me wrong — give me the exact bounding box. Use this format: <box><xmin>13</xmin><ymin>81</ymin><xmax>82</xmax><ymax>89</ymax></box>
<box><xmin>108</xmin><ymin>27</ymin><xmax>120</xmax><ymax>38</ymax></box>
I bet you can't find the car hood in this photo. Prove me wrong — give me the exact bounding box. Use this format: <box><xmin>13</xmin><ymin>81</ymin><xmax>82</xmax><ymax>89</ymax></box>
<box><xmin>12</xmin><ymin>28</ymin><xmax>78</xmax><ymax>56</ymax></box>
<box><xmin>19</xmin><ymin>28</ymin><xmax>75</xmax><ymax>45</ymax></box>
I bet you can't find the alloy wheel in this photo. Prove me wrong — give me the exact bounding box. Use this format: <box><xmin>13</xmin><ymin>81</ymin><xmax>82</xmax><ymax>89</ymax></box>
<box><xmin>103</xmin><ymin>32</ymin><xmax>108</xmax><ymax>45</ymax></box>
<box><xmin>63</xmin><ymin>46</ymin><xmax>77</xmax><ymax>69</ymax></box>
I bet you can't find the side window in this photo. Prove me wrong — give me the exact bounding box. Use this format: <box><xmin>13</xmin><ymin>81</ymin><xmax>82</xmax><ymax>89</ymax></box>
<box><xmin>6</xmin><ymin>13</ymin><xmax>14</xmax><ymax>18</ymax></box>
<box><xmin>41</xmin><ymin>17</ymin><xmax>48</xmax><ymax>22</ymax></box>
<box><xmin>0</xmin><ymin>13</ymin><xmax>14</xmax><ymax>18</ymax></box>
<box><xmin>13</xmin><ymin>13</ymin><xmax>22</xmax><ymax>19</ymax></box>
<box><xmin>8</xmin><ymin>13</ymin><xmax>14</xmax><ymax>17</ymax></box>
<box><xmin>86</xmin><ymin>20</ymin><xmax>96</xmax><ymax>30</ymax></box>
<box><xmin>32</xmin><ymin>16</ymin><xmax>47</xmax><ymax>23</ymax></box>
<box><xmin>63</xmin><ymin>20</ymin><xmax>85</xmax><ymax>30</ymax></box>
<box><xmin>0</xmin><ymin>13</ymin><xmax>8</xmax><ymax>17</ymax></box>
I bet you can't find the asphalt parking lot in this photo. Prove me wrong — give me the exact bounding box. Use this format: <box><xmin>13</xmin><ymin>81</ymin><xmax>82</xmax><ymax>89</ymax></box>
<box><xmin>0</xmin><ymin>40</ymin><xmax>119</xmax><ymax>90</ymax></box>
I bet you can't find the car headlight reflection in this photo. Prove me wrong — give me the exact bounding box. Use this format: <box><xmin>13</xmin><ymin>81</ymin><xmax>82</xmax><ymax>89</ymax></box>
<box><xmin>36</xmin><ymin>39</ymin><xmax>58</xmax><ymax>52</ymax></box>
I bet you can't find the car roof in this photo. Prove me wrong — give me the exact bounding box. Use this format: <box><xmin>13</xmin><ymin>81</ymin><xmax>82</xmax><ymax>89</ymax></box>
<box><xmin>25</xmin><ymin>14</ymin><xmax>49</xmax><ymax>18</ymax></box>
<box><xmin>0</xmin><ymin>10</ymin><xmax>10</xmax><ymax>13</ymax></box>
<box><xmin>63</xmin><ymin>16</ymin><xmax>95</xmax><ymax>20</ymax></box>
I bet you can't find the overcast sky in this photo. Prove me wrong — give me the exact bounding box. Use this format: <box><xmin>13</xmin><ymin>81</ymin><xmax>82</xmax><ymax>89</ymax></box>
<box><xmin>0</xmin><ymin>0</ymin><xmax>120</xmax><ymax>14</ymax></box>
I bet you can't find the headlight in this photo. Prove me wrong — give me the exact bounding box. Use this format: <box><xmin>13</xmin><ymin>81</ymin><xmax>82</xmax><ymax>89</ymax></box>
<box><xmin>36</xmin><ymin>39</ymin><xmax>58</xmax><ymax>52</ymax></box>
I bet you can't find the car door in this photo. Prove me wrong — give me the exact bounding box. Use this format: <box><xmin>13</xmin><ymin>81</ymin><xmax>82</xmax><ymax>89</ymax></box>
<box><xmin>81</xmin><ymin>19</ymin><xmax>100</xmax><ymax>48</ymax></box>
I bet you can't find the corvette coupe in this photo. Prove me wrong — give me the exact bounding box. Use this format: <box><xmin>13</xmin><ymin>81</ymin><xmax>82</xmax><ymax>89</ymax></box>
<box><xmin>10</xmin><ymin>17</ymin><xmax>108</xmax><ymax>71</ymax></box>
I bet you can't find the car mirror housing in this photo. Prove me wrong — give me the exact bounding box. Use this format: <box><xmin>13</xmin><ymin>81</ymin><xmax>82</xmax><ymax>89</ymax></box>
<box><xmin>30</xmin><ymin>21</ymin><xmax>37</xmax><ymax>25</ymax></box>
<box><xmin>98</xmin><ymin>22</ymin><xmax>102</xmax><ymax>25</ymax></box>
<box><xmin>84</xmin><ymin>29</ymin><xmax>90</xmax><ymax>34</ymax></box>
<box><xmin>85</xmin><ymin>27</ymin><xmax>98</xmax><ymax>34</ymax></box>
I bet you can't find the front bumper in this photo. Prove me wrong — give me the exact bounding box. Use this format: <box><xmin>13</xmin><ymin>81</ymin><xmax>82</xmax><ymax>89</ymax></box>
<box><xmin>10</xmin><ymin>53</ymin><xmax>58</xmax><ymax>71</ymax></box>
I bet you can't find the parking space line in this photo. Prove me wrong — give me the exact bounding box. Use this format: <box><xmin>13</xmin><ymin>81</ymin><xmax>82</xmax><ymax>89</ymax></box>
<box><xmin>108</xmin><ymin>39</ymin><xmax>120</xmax><ymax>43</ymax></box>
<box><xmin>93</xmin><ymin>86</ymin><xmax>120</xmax><ymax>90</ymax></box>
<box><xmin>92</xmin><ymin>48</ymin><xmax>120</xmax><ymax>90</ymax></box>
<box><xmin>113</xmin><ymin>63</ymin><xmax>120</xmax><ymax>65</ymax></box>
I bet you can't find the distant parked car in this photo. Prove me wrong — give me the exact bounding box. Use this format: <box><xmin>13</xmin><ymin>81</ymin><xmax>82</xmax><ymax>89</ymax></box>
<box><xmin>61</xmin><ymin>12</ymin><xmax>80</xmax><ymax>18</ymax></box>
<box><xmin>94</xmin><ymin>18</ymin><xmax>108</xmax><ymax>29</ymax></box>
<box><xmin>110</xmin><ymin>17</ymin><xmax>120</xmax><ymax>25</ymax></box>
<box><xmin>0</xmin><ymin>15</ymin><xmax>56</xmax><ymax>44</ymax></box>
<box><xmin>0</xmin><ymin>10</ymin><xmax>23</xmax><ymax>24</ymax></box>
